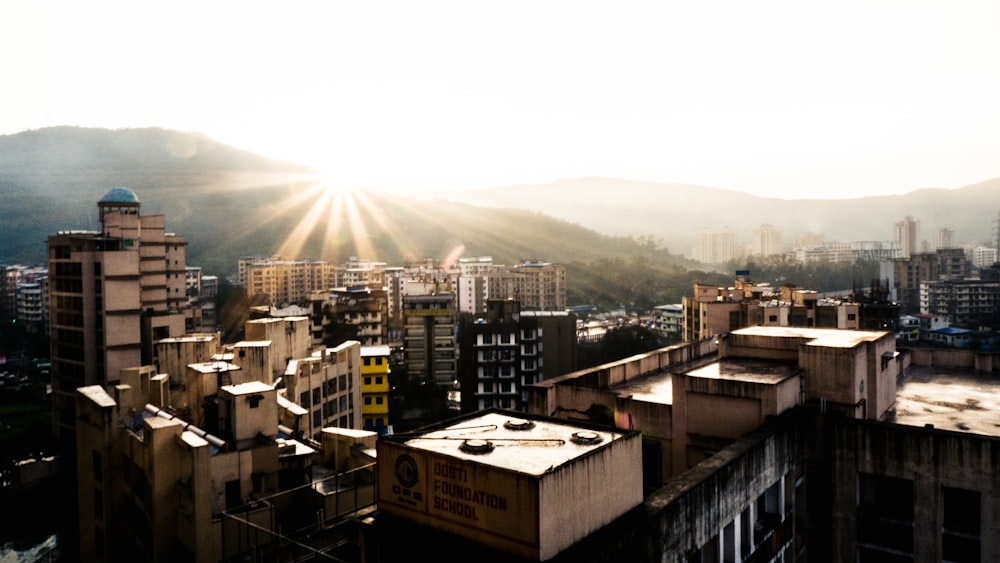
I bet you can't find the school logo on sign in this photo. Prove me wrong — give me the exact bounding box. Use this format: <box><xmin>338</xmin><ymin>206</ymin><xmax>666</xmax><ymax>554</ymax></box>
<box><xmin>394</xmin><ymin>454</ymin><xmax>419</xmax><ymax>488</ymax></box>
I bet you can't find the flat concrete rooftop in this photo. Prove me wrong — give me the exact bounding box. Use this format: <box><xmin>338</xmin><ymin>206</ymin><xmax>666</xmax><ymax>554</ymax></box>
<box><xmin>610</xmin><ymin>358</ymin><xmax>799</xmax><ymax>406</ymax></box>
<box><xmin>892</xmin><ymin>365</ymin><xmax>1000</xmax><ymax>438</ymax></box>
<box><xmin>400</xmin><ymin>411</ymin><xmax>630</xmax><ymax>476</ymax></box>
<box><xmin>731</xmin><ymin>326</ymin><xmax>889</xmax><ymax>347</ymax></box>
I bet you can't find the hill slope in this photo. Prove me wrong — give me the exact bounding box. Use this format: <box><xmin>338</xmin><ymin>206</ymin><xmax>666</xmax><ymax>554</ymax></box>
<box><xmin>418</xmin><ymin>177</ymin><xmax>1000</xmax><ymax>254</ymax></box>
<box><xmin>0</xmin><ymin>127</ymin><xmax>699</xmax><ymax>279</ymax></box>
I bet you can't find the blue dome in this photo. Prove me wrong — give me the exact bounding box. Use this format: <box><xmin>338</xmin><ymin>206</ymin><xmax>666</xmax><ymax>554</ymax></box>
<box><xmin>99</xmin><ymin>187</ymin><xmax>140</xmax><ymax>204</ymax></box>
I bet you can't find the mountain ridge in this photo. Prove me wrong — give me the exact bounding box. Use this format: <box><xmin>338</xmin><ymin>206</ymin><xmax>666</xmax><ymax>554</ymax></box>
<box><xmin>2</xmin><ymin>127</ymin><xmax>998</xmax><ymax>276</ymax></box>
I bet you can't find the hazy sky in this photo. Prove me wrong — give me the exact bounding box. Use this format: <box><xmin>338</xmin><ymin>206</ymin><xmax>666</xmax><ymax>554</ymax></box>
<box><xmin>4</xmin><ymin>1</ymin><xmax>1000</xmax><ymax>199</ymax></box>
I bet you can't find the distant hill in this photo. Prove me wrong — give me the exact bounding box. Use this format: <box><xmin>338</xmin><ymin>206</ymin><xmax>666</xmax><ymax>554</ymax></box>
<box><xmin>0</xmin><ymin>127</ymin><xmax>702</xmax><ymax>279</ymax></box>
<box><xmin>417</xmin><ymin>177</ymin><xmax>1000</xmax><ymax>255</ymax></box>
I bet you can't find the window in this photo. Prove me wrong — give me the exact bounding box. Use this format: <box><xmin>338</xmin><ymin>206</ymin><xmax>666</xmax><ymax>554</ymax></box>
<box><xmin>364</xmin><ymin>376</ymin><xmax>372</xmax><ymax>386</ymax></box>
<box><xmin>313</xmin><ymin>410</ymin><xmax>322</xmax><ymax>428</ymax></box>
<box><xmin>300</xmin><ymin>391</ymin><xmax>310</xmax><ymax>408</ymax></box>
<box><xmin>857</xmin><ymin>473</ymin><xmax>914</xmax><ymax>560</ymax></box>
<box><xmin>848</xmin><ymin>313</ymin><xmax>857</xmax><ymax>321</ymax></box>
<box><xmin>364</xmin><ymin>397</ymin><xmax>372</xmax><ymax>405</ymax></box>
<box><xmin>93</xmin><ymin>488</ymin><xmax>103</xmax><ymax>519</ymax></box>
<box><xmin>375</xmin><ymin>396</ymin><xmax>384</xmax><ymax>405</ymax></box>
<box><xmin>363</xmin><ymin>357</ymin><xmax>371</xmax><ymax>366</ymax></box>
<box><xmin>943</xmin><ymin>486</ymin><xmax>980</xmax><ymax>562</ymax></box>
<box><xmin>375</xmin><ymin>376</ymin><xmax>383</xmax><ymax>385</ymax></box>
<box><xmin>92</xmin><ymin>451</ymin><xmax>102</xmax><ymax>481</ymax></box>
<box><xmin>768</xmin><ymin>314</ymin><xmax>778</xmax><ymax>322</ymax></box>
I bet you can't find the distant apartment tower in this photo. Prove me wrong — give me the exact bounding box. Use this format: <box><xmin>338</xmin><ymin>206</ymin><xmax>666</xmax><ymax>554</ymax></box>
<box><xmin>893</xmin><ymin>215</ymin><xmax>919</xmax><ymax>258</ymax></box>
<box><xmin>47</xmin><ymin>188</ymin><xmax>193</xmax><ymax>443</ymax></box>
<box><xmin>693</xmin><ymin>229</ymin><xmax>737</xmax><ymax>265</ymax></box>
<box><xmin>338</xmin><ymin>257</ymin><xmax>387</xmax><ymax>288</ymax></box>
<box><xmin>457</xmin><ymin>299</ymin><xmax>576</xmax><ymax>412</ymax></box>
<box><xmin>457</xmin><ymin>256</ymin><xmax>495</xmax><ymax>315</ymax></box>
<box><xmin>311</xmin><ymin>286</ymin><xmax>389</xmax><ymax>347</ymax></box>
<box><xmin>936</xmin><ymin>227</ymin><xmax>955</xmax><ymax>250</ymax></box>
<box><xmin>973</xmin><ymin>246</ymin><xmax>998</xmax><ymax>269</ymax></box>
<box><xmin>751</xmin><ymin>224</ymin><xmax>783</xmax><ymax>258</ymax></box>
<box><xmin>886</xmin><ymin>248</ymin><xmax>970</xmax><ymax>313</ymax></box>
<box><xmin>15</xmin><ymin>270</ymin><xmax>48</xmax><ymax>333</ymax></box>
<box><xmin>651</xmin><ymin>304</ymin><xmax>683</xmax><ymax>340</ymax></box>
<box><xmin>238</xmin><ymin>256</ymin><xmax>336</xmax><ymax>306</ymax></box>
<box><xmin>512</xmin><ymin>260</ymin><xmax>567</xmax><ymax>311</ymax></box>
<box><xmin>402</xmin><ymin>281</ymin><xmax>457</xmax><ymax>386</ymax></box>
<box><xmin>920</xmin><ymin>278</ymin><xmax>1000</xmax><ymax>327</ymax></box>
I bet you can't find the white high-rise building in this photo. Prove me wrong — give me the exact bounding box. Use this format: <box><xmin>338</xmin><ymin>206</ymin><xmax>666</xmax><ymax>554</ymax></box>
<box><xmin>693</xmin><ymin>229</ymin><xmax>737</xmax><ymax>265</ymax></box>
<box><xmin>893</xmin><ymin>216</ymin><xmax>919</xmax><ymax>258</ymax></box>
<box><xmin>751</xmin><ymin>224</ymin><xmax>783</xmax><ymax>258</ymax></box>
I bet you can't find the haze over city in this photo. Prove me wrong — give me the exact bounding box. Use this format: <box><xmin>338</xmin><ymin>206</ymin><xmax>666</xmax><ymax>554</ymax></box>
<box><xmin>4</xmin><ymin>1</ymin><xmax>1000</xmax><ymax>199</ymax></box>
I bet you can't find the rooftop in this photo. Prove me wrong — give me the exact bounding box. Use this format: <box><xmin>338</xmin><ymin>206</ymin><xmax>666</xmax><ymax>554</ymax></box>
<box><xmin>395</xmin><ymin>410</ymin><xmax>632</xmax><ymax>476</ymax></box>
<box><xmin>892</xmin><ymin>366</ymin><xmax>1000</xmax><ymax>437</ymax></box>
<box><xmin>686</xmin><ymin>358</ymin><xmax>799</xmax><ymax>385</ymax></box>
<box><xmin>731</xmin><ymin>325</ymin><xmax>890</xmax><ymax>348</ymax></box>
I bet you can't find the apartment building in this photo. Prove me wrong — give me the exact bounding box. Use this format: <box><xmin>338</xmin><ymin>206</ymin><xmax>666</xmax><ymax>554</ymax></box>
<box><xmin>283</xmin><ymin>340</ymin><xmax>362</xmax><ymax>440</ymax></box>
<box><xmin>693</xmin><ymin>229</ymin><xmax>737</xmax><ymax>265</ymax></box>
<box><xmin>47</xmin><ymin>188</ymin><xmax>193</xmax><ymax>445</ymax></box>
<box><xmin>360</xmin><ymin>345</ymin><xmax>391</xmax><ymax>433</ymax></box>
<box><xmin>310</xmin><ymin>286</ymin><xmax>389</xmax><ymax>347</ymax></box>
<box><xmin>402</xmin><ymin>281</ymin><xmax>457</xmax><ymax>386</ymax></box>
<box><xmin>751</xmin><ymin>224</ymin><xmax>783</xmax><ymax>257</ymax></box>
<box><xmin>457</xmin><ymin>299</ymin><xmax>577</xmax><ymax>413</ymax></box>
<box><xmin>238</xmin><ymin>256</ymin><xmax>336</xmax><ymax>306</ymax></box>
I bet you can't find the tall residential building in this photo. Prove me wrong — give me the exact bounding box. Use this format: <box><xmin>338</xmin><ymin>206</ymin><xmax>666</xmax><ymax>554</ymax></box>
<box><xmin>402</xmin><ymin>281</ymin><xmax>457</xmax><ymax>386</ymax></box>
<box><xmin>310</xmin><ymin>286</ymin><xmax>389</xmax><ymax>347</ymax></box>
<box><xmin>238</xmin><ymin>256</ymin><xmax>336</xmax><ymax>306</ymax></box>
<box><xmin>973</xmin><ymin>246</ymin><xmax>998</xmax><ymax>269</ymax></box>
<box><xmin>511</xmin><ymin>260</ymin><xmax>567</xmax><ymax>311</ymax></box>
<box><xmin>693</xmin><ymin>229</ymin><xmax>737</xmax><ymax>265</ymax></box>
<box><xmin>893</xmin><ymin>215</ymin><xmax>919</xmax><ymax>258</ymax></box>
<box><xmin>47</xmin><ymin>188</ymin><xmax>193</xmax><ymax>444</ymax></box>
<box><xmin>338</xmin><ymin>257</ymin><xmax>387</xmax><ymax>288</ymax></box>
<box><xmin>751</xmin><ymin>224</ymin><xmax>783</xmax><ymax>258</ymax></box>
<box><xmin>936</xmin><ymin>227</ymin><xmax>955</xmax><ymax>250</ymax></box>
<box><xmin>457</xmin><ymin>299</ymin><xmax>576</xmax><ymax>413</ymax></box>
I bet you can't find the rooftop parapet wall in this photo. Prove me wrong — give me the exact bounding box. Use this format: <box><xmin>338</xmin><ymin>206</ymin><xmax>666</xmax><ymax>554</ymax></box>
<box><xmin>642</xmin><ymin>413</ymin><xmax>801</xmax><ymax>563</ymax></box>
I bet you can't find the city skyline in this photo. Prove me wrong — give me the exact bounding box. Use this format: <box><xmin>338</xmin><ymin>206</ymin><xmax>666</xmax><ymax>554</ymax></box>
<box><xmin>4</xmin><ymin>1</ymin><xmax>1000</xmax><ymax>200</ymax></box>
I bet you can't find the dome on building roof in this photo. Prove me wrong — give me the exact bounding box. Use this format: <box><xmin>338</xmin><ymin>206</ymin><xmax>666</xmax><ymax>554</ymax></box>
<box><xmin>99</xmin><ymin>187</ymin><xmax>140</xmax><ymax>204</ymax></box>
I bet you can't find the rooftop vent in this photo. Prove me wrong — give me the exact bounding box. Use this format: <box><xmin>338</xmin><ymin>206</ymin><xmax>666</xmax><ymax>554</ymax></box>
<box><xmin>459</xmin><ymin>439</ymin><xmax>495</xmax><ymax>455</ymax></box>
<box><xmin>570</xmin><ymin>431</ymin><xmax>603</xmax><ymax>445</ymax></box>
<box><xmin>503</xmin><ymin>418</ymin><xmax>536</xmax><ymax>431</ymax></box>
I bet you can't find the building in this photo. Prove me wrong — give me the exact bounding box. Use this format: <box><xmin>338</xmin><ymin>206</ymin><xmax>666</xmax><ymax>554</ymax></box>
<box><xmin>47</xmin><ymin>188</ymin><xmax>194</xmax><ymax>446</ymax></box>
<box><xmin>457</xmin><ymin>299</ymin><xmax>577</xmax><ymax>413</ymax></box>
<box><xmin>750</xmin><ymin>224</ymin><xmax>783</xmax><ymax>257</ymax></box>
<box><xmin>360</xmin><ymin>345</ymin><xmax>392</xmax><ymax>433</ymax></box>
<box><xmin>972</xmin><ymin>246</ymin><xmax>998</xmax><ymax>269</ymax></box>
<box><xmin>374</xmin><ymin>409</ymin><xmax>642</xmax><ymax>562</ymax></box>
<box><xmin>511</xmin><ymin>261</ymin><xmax>567</xmax><ymax>312</ymax></box>
<box><xmin>311</xmin><ymin>286</ymin><xmax>390</xmax><ymax>348</ymax></box>
<box><xmin>920</xmin><ymin>278</ymin><xmax>1000</xmax><ymax>328</ymax></box>
<box><xmin>651</xmin><ymin>304</ymin><xmax>683</xmax><ymax>340</ymax></box>
<box><xmin>894</xmin><ymin>215</ymin><xmax>919</xmax><ymax>258</ymax></box>
<box><xmin>402</xmin><ymin>281</ymin><xmax>457</xmax><ymax>386</ymax></box>
<box><xmin>282</xmin><ymin>340</ymin><xmax>362</xmax><ymax>440</ymax></box>
<box><xmin>238</xmin><ymin>256</ymin><xmax>336</xmax><ymax>306</ymax></box>
<box><xmin>885</xmin><ymin>248</ymin><xmax>970</xmax><ymax>313</ymax></box>
<box><xmin>936</xmin><ymin>227</ymin><xmax>955</xmax><ymax>250</ymax></box>
<box><xmin>693</xmin><ymin>229</ymin><xmax>737</xmax><ymax>265</ymax></box>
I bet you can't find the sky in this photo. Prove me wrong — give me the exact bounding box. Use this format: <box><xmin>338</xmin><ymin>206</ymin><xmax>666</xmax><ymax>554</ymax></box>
<box><xmin>3</xmin><ymin>1</ymin><xmax>1000</xmax><ymax>199</ymax></box>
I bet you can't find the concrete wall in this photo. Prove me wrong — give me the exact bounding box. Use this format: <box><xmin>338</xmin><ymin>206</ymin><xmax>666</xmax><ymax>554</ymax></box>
<box><xmin>826</xmin><ymin>418</ymin><xmax>1000</xmax><ymax>562</ymax></box>
<box><xmin>642</xmin><ymin>415</ymin><xmax>801</xmax><ymax>563</ymax></box>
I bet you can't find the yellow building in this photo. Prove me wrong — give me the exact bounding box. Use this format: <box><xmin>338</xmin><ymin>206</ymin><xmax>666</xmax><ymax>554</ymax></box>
<box><xmin>360</xmin><ymin>345</ymin><xmax>391</xmax><ymax>433</ymax></box>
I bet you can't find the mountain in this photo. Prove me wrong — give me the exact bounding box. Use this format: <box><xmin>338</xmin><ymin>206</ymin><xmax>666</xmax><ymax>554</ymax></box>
<box><xmin>416</xmin><ymin>177</ymin><xmax>1000</xmax><ymax>254</ymax></box>
<box><xmin>0</xmin><ymin>127</ymin><xmax>700</xmax><ymax>279</ymax></box>
<box><xmin>2</xmin><ymin>127</ymin><xmax>998</xmax><ymax>281</ymax></box>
